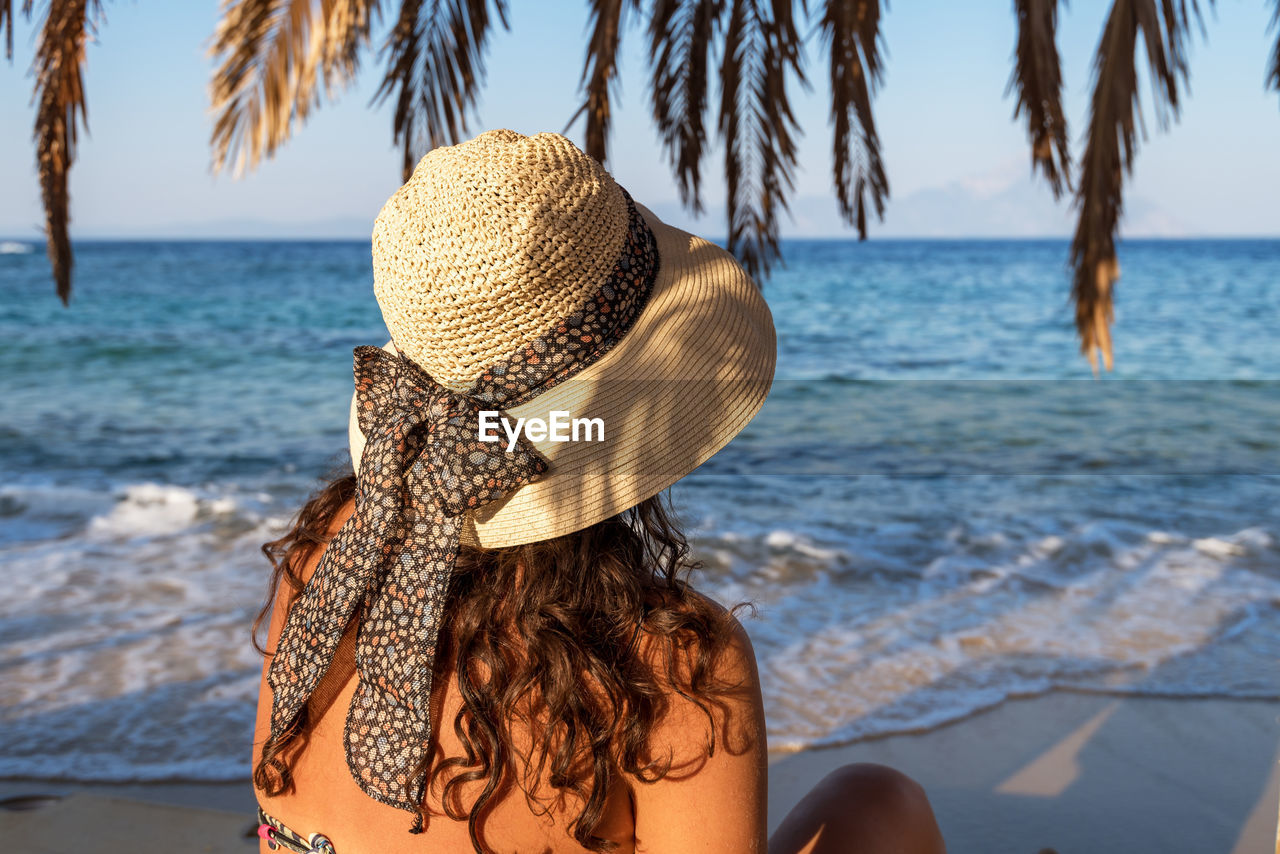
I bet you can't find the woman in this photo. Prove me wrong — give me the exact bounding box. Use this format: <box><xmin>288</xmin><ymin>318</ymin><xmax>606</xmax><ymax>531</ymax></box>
<box><xmin>251</xmin><ymin>130</ymin><xmax>945</xmax><ymax>854</ymax></box>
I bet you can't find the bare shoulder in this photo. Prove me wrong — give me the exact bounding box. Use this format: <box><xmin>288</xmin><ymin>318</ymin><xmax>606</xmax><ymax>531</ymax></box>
<box><xmin>633</xmin><ymin>587</ymin><xmax>765</xmax><ymax>763</ymax></box>
<box><xmin>688</xmin><ymin>589</ymin><xmax>759</xmax><ymax>687</ymax></box>
<box><xmin>629</xmin><ymin>587</ymin><xmax>769</xmax><ymax>852</ymax></box>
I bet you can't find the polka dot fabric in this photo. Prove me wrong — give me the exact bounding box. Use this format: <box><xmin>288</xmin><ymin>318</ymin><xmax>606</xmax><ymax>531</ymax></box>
<box><xmin>263</xmin><ymin>193</ymin><xmax>658</xmax><ymax>828</ymax></box>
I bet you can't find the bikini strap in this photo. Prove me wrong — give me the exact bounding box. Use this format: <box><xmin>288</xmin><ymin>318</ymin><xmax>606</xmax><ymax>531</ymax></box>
<box><xmin>256</xmin><ymin>806</ymin><xmax>337</xmax><ymax>854</ymax></box>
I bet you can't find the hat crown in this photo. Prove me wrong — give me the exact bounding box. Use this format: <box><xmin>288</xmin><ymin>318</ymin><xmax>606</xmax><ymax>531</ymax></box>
<box><xmin>371</xmin><ymin>130</ymin><xmax>630</xmax><ymax>390</ymax></box>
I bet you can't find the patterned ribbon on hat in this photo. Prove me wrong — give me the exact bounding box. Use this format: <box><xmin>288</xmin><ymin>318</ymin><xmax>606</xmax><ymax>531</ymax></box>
<box><xmin>260</xmin><ymin>191</ymin><xmax>659</xmax><ymax>828</ymax></box>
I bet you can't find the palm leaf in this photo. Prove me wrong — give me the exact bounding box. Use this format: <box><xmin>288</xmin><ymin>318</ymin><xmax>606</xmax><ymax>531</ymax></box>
<box><xmin>32</xmin><ymin>0</ymin><xmax>100</xmax><ymax>305</ymax></box>
<box><xmin>372</xmin><ymin>0</ymin><xmax>508</xmax><ymax>181</ymax></box>
<box><xmin>571</xmin><ymin>0</ymin><xmax>638</xmax><ymax>163</ymax></box>
<box><xmin>1009</xmin><ymin>0</ymin><xmax>1070</xmax><ymax>198</ymax></box>
<box><xmin>322</xmin><ymin>0</ymin><xmax>381</xmax><ymax>87</ymax></box>
<box><xmin>817</xmin><ymin>0</ymin><xmax>887</xmax><ymax>238</ymax></box>
<box><xmin>209</xmin><ymin>0</ymin><xmax>380</xmax><ymax>178</ymax></box>
<box><xmin>717</xmin><ymin>0</ymin><xmax>805</xmax><ymax>280</ymax></box>
<box><xmin>1071</xmin><ymin>0</ymin><xmax>1205</xmax><ymax>371</ymax></box>
<box><xmin>648</xmin><ymin>0</ymin><xmax>723</xmax><ymax>212</ymax></box>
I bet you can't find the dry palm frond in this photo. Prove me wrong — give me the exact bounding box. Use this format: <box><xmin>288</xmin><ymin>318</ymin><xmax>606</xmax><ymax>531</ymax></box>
<box><xmin>1009</xmin><ymin>0</ymin><xmax>1070</xmax><ymax>198</ymax></box>
<box><xmin>322</xmin><ymin>0</ymin><xmax>380</xmax><ymax>86</ymax></box>
<box><xmin>33</xmin><ymin>0</ymin><xmax>100</xmax><ymax>305</ymax></box>
<box><xmin>1072</xmin><ymin>0</ymin><xmax>1205</xmax><ymax>371</ymax></box>
<box><xmin>817</xmin><ymin>0</ymin><xmax>887</xmax><ymax>238</ymax></box>
<box><xmin>373</xmin><ymin>0</ymin><xmax>508</xmax><ymax>181</ymax></box>
<box><xmin>209</xmin><ymin>0</ymin><xmax>380</xmax><ymax>177</ymax></box>
<box><xmin>717</xmin><ymin>0</ymin><xmax>805</xmax><ymax>280</ymax></box>
<box><xmin>648</xmin><ymin>0</ymin><xmax>724</xmax><ymax>212</ymax></box>
<box><xmin>570</xmin><ymin>0</ymin><xmax>638</xmax><ymax>163</ymax></box>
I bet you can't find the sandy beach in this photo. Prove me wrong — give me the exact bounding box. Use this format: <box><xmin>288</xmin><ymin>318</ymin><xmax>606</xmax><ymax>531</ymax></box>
<box><xmin>769</xmin><ymin>693</ymin><xmax>1279</xmax><ymax>854</ymax></box>
<box><xmin>3</xmin><ymin>691</ymin><xmax>1275</xmax><ymax>853</ymax></box>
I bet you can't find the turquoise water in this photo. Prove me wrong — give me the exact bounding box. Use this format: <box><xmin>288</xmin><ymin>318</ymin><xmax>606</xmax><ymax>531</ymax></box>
<box><xmin>1</xmin><ymin>237</ymin><xmax>1278</xmax><ymax>779</ymax></box>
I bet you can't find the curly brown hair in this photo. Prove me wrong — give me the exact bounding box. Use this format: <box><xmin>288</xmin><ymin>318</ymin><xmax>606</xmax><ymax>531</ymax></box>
<box><xmin>252</xmin><ymin>470</ymin><xmax>748</xmax><ymax>853</ymax></box>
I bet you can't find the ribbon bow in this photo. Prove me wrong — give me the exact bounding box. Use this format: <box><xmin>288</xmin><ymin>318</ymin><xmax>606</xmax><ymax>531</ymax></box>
<box><xmin>264</xmin><ymin>346</ymin><xmax>546</xmax><ymax>819</ymax></box>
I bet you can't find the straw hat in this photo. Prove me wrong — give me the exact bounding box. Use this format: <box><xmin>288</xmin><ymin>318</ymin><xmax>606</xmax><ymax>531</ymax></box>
<box><xmin>349</xmin><ymin>129</ymin><xmax>775</xmax><ymax>548</ymax></box>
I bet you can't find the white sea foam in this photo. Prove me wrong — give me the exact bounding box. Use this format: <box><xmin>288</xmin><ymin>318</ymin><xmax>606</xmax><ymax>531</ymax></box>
<box><xmin>0</xmin><ymin>241</ymin><xmax>31</xmax><ymax>254</ymax></box>
<box><xmin>88</xmin><ymin>483</ymin><xmax>212</xmax><ymax>538</ymax></box>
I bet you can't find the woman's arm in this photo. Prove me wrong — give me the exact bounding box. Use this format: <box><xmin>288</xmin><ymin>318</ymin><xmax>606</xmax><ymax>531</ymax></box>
<box><xmin>631</xmin><ymin>611</ymin><xmax>769</xmax><ymax>853</ymax></box>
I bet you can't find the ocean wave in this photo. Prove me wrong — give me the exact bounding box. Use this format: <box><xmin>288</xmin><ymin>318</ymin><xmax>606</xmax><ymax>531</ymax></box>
<box><xmin>86</xmin><ymin>483</ymin><xmax>244</xmax><ymax>539</ymax></box>
<box><xmin>0</xmin><ymin>480</ymin><xmax>281</xmax><ymax>545</ymax></box>
<box><xmin>0</xmin><ymin>480</ymin><xmax>287</xmax><ymax>780</ymax></box>
<box><xmin>1</xmin><ymin>478</ymin><xmax>1278</xmax><ymax>778</ymax></box>
<box><xmin>692</xmin><ymin>519</ymin><xmax>1280</xmax><ymax>752</ymax></box>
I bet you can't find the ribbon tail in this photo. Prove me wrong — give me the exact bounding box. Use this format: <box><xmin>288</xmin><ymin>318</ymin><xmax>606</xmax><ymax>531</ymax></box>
<box><xmin>343</xmin><ymin>511</ymin><xmax>462</xmax><ymax>813</ymax></box>
<box><xmin>260</xmin><ymin>493</ymin><xmax>400</xmax><ymax>784</ymax></box>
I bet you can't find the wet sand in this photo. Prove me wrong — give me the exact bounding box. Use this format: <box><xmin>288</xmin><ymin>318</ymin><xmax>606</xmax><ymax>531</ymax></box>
<box><xmin>3</xmin><ymin>692</ymin><xmax>1276</xmax><ymax>853</ymax></box>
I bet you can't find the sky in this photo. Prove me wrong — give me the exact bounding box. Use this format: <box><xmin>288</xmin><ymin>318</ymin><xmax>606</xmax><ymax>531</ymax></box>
<box><xmin>1</xmin><ymin>0</ymin><xmax>1279</xmax><ymax>240</ymax></box>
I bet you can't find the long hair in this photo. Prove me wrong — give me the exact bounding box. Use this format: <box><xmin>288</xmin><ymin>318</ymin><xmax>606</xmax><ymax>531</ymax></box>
<box><xmin>252</xmin><ymin>469</ymin><xmax>746</xmax><ymax>852</ymax></box>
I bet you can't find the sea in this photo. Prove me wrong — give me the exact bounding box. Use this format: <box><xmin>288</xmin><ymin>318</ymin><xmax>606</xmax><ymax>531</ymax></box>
<box><xmin>1</xmin><ymin>236</ymin><xmax>1278</xmax><ymax>781</ymax></box>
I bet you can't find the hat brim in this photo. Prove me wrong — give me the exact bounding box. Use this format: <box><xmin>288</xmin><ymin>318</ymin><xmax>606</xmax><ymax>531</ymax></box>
<box><xmin>349</xmin><ymin>202</ymin><xmax>776</xmax><ymax>548</ymax></box>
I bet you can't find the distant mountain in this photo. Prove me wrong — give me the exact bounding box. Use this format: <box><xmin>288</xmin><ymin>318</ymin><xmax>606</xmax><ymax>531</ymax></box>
<box><xmin>647</xmin><ymin>168</ymin><xmax>1198</xmax><ymax>240</ymax></box>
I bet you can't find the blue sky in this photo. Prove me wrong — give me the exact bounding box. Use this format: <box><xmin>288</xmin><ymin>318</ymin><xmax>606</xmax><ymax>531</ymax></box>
<box><xmin>1</xmin><ymin>1</ymin><xmax>1279</xmax><ymax>239</ymax></box>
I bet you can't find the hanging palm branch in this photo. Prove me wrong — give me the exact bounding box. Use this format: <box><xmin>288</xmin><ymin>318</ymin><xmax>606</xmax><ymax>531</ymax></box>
<box><xmin>372</xmin><ymin>0</ymin><xmax>508</xmax><ymax>180</ymax></box>
<box><xmin>570</xmin><ymin>0</ymin><xmax>637</xmax><ymax>163</ymax></box>
<box><xmin>817</xmin><ymin>0</ymin><xmax>887</xmax><ymax>238</ymax></box>
<box><xmin>717</xmin><ymin>0</ymin><xmax>805</xmax><ymax>278</ymax></box>
<box><xmin>647</xmin><ymin>0</ymin><xmax>723</xmax><ymax>212</ymax></box>
<box><xmin>1009</xmin><ymin>0</ymin><xmax>1070</xmax><ymax>198</ymax></box>
<box><xmin>209</xmin><ymin>0</ymin><xmax>381</xmax><ymax>178</ymax></box>
<box><xmin>26</xmin><ymin>0</ymin><xmax>101</xmax><ymax>306</ymax></box>
<box><xmin>1071</xmin><ymin>0</ymin><xmax>1204</xmax><ymax>371</ymax></box>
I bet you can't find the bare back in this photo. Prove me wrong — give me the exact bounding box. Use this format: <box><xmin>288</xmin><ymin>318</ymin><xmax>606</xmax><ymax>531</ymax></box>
<box><xmin>252</xmin><ymin>497</ymin><xmax>769</xmax><ymax>853</ymax></box>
